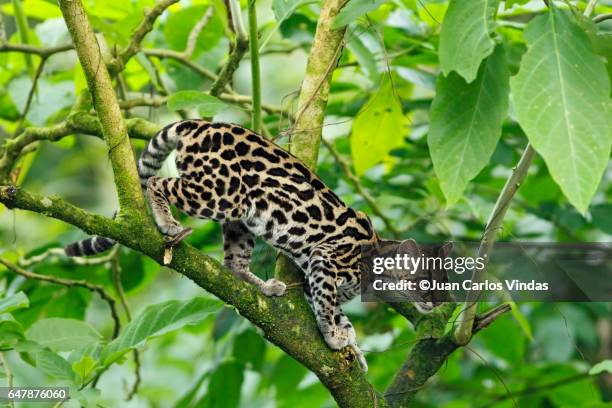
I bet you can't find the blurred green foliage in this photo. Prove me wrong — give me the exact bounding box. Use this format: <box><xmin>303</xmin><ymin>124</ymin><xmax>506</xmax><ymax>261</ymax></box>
<box><xmin>0</xmin><ymin>0</ymin><xmax>611</xmax><ymax>407</ymax></box>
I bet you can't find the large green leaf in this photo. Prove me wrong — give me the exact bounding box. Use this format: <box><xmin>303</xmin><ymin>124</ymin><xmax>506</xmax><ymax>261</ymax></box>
<box><xmin>26</xmin><ymin>318</ymin><xmax>102</xmax><ymax>352</ymax></box>
<box><xmin>511</xmin><ymin>8</ymin><xmax>612</xmax><ymax>214</ymax></box>
<box><xmin>350</xmin><ymin>77</ymin><xmax>406</xmax><ymax>176</ymax></box>
<box><xmin>439</xmin><ymin>0</ymin><xmax>500</xmax><ymax>83</ymax></box>
<box><xmin>0</xmin><ymin>292</ymin><xmax>29</xmax><ymax>314</ymax></box>
<box><xmin>101</xmin><ymin>297</ymin><xmax>221</xmax><ymax>365</ymax></box>
<box><xmin>36</xmin><ymin>350</ymin><xmax>75</xmax><ymax>381</ymax></box>
<box><xmin>429</xmin><ymin>45</ymin><xmax>509</xmax><ymax>206</ymax></box>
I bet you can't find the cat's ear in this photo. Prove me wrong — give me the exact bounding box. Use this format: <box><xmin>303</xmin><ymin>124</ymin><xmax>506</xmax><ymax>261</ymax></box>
<box><xmin>438</xmin><ymin>242</ymin><xmax>453</xmax><ymax>258</ymax></box>
<box><xmin>398</xmin><ymin>238</ymin><xmax>420</xmax><ymax>256</ymax></box>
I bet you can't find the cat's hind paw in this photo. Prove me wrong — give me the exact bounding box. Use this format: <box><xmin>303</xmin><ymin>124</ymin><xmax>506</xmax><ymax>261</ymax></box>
<box><xmin>260</xmin><ymin>278</ymin><xmax>286</xmax><ymax>297</ymax></box>
<box><xmin>323</xmin><ymin>326</ymin><xmax>350</xmax><ymax>350</ymax></box>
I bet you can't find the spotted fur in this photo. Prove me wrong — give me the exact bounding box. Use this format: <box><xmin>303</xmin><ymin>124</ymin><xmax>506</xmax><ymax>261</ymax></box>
<box><xmin>66</xmin><ymin>119</ymin><xmax>444</xmax><ymax>371</ymax></box>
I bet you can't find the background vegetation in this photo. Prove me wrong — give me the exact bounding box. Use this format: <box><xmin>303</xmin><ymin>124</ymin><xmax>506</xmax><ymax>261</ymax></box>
<box><xmin>0</xmin><ymin>0</ymin><xmax>611</xmax><ymax>407</ymax></box>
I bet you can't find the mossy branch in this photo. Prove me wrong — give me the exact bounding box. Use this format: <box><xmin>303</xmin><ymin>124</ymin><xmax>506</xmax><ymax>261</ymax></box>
<box><xmin>58</xmin><ymin>0</ymin><xmax>147</xmax><ymax>215</ymax></box>
<box><xmin>0</xmin><ymin>184</ymin><xmax>372</xmax><ymax>407</ymax></box>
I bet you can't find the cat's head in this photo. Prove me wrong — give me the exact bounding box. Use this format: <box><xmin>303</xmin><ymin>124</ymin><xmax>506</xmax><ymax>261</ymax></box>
<box><xmin>374</xmin><ymin>239</ymin><xmax>453</xmax><ymax>313</ymax></box>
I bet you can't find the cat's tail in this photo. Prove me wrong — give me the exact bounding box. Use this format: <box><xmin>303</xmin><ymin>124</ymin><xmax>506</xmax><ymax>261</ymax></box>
<box><xmin>64</xmin><ymin>236</ymin><xmax>116</xmax><ymax>256</ymax></box>
<box><xmin>137</xmin><ymin>120</ymin><xmax>202</xmax><ymax>188</ymax></box>
<box><xmin>64</xmin><ymin>120</ymin><xmax>204</xmax><ymax>257</ymax></box>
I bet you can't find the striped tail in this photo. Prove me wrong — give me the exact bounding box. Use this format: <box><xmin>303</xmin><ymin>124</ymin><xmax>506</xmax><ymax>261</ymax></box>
<box><xmin>137</xmin><ymin>120</ymin><xmax>201</xmax><ymax>188</ymax></box>
<box><xmin>64</xmin><ymin>120</ymin><xmax>203</xmax><ymax>257</ymax></box>
<box><xmin>64</xmin><ymin>236</ymin><xmax>116</xmax><ymax>256</ymax></box>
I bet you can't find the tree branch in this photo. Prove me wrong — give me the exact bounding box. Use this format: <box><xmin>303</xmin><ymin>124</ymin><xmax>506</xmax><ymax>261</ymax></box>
<box><xmin>143</xmin><ymin>48</ymin><xmax>219</xmax><ymax>81</ymax></box>
<box><xmin>0</xmin><ymin>184</ymin><xmax>373</xmax><ymax>407</ymax></box>
<box><xmin>454</xmin><ymin>145</ymin><xmax>536</xmax><ymax>345</ymax></box>
<box><xmin>0</xmin><ymin>43</ymin><xmax>73</xmax><ymax>57</ymax></box>
<box><xmin>209</xmin><ymin>0</ymin><xmax>248</xmax><ymax>97</ymax></box>
<box><xmin>385</xmin><ymin>304</ymin><xmax>511</xmax><ymax>407</ymax></box>
<box><xmin>58</xmin><ymin>0</ymin><xmax>147</xmax><ymax>215</ymax></box>
<box><xmin>112</xmin><ymin>0</ymin><xmax>180</xmax><ymax>73</ymax></box>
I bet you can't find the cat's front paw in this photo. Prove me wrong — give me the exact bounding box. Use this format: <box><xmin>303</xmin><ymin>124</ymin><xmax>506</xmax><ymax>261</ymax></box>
<box><xmin>323</xmin><ymin>326</ymin><xmax>350</xmax><ymax>350</ymax></box>
<box><xmin>260</xmin><ymin>279</ymin><xmax>286</xmax><ymax>296</ymax></box>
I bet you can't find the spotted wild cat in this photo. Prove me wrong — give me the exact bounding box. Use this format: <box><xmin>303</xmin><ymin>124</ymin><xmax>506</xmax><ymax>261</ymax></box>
<box><xmin>65</xmin><ymin>120</ymin><xmax>449</xmax><ymax>371</ymax></box>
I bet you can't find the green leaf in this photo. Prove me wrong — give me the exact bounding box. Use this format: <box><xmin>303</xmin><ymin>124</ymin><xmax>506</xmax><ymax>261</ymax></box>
<box><xmin>590</xmin><ymin>360</ymin><xmax>612</xmax><ymax>375</ymax></box>
<box><xmin>439</xmin><ymin>0</ymin><xmax>500</xmax><ymax>83</ymax></box>
<box><xmin>260</xmin><ymin>0</ymin><xmax>315</xmax><ymax>51</ymax></box>
<box><xmin>351</xmin><ymin>77</ymin><xmax>406</xmax><ymax>175</ymax></box>
<box><xmin>167</xmin><ymin>91</ymin><xmax>229</xmax><ymax>117</ymax></box>
<box><xmin>272</xmin><ymin>0</ymin><xmax>310</xmax><ymax>24</ymax></box>
<box><xmin>26</xmin><ymin>318</ymin><xmax>102</xmax><ymax>352</ymax></box>
<box><xmin>101</xmin><ymin>297</ymin><xmax>221</xmax><ymax>365</ymax></box>
<box><xmin>232</xmin><ymin>329</ymin><xmax>266</xmax><ymax>371</ymax></box>
<box><xmin>196</xmin><ymin>361</ymin><xmax>244</xmax><ymax>408</ymax></box>
<box><xmin>510</xmin><ymin>8</ymin><xmax>612</xmax><ymax>214</ymax></box>
<box><xmin>591</xmin><ymin>204</ymin><xmax>612</xmax><ymax>234</ymax></box>
<box><xmin>429</xmin><ymin>45</ymin><xmax>509</xmax><ymax>206</ymax></box>
<box><xmin>509</xmin><ymin>302</ymin><xmax>534</xmax><ymax>342</ymax></box>
<box><xmin>479</xmin><ymin>313</ymin><xmax>525</xmax><ymax>363</ymax></box>
<box><xmin>331</xmin><ymin>0</ymin><xmax>386</xmax><ymax>29</ymax></box>
<box><xmin>36</xmin><ymin>350</ymin><xmax>75</xmax><ymax>381</ymax></box>
<box><xmin>0</xmin><ymin>292</ymin><xmax>29</xmax><ymax>314</ymax></box>
<box><xmin>72</xmin><ymin>355</ymin><xmax>97</xmax><ymax>385</ymax></box>
<box><xmin>0</xmin><ymin>316</ymin><xmax>25</xmax><ymax>350</ymax></box>
<box><xmin>347</xmin><ymin>35</ymin><xmax>379</xmax><ymax>83</ymax></box>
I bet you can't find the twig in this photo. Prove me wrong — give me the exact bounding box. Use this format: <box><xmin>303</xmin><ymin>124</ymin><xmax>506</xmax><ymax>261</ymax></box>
<box><xmin>116</xmin><ymin>0</ymin><xmax>180</xmax><ymax>71</ymax></box>
<box><xmin>209</xmin><ymin>0</ymin><xmax>249</xmax><ymax>96</ymax></box>
<box><xmin>117</xmin><ymin>93</ymin><xmax>284</xmax><ymax>115</ymax></box>
<box><xmin>454</xmin><ymin>144</ymin><xmax>536</xmax><ymax>345</ymax></box>
<box><xmin>143</xmin><ymin>48</ymin><xmax>219</xmax><ymax>81</ymax></box>
<box><xmin>593</xmin><ymin>13</ymin><xmax>612</xmax><ymax>23</ymax></box>
<box><xmin>0</xmin><ymin>257</ymin><xmax>121</xmax><ymax>338</ymax></box>
<box><xmin>0</xmin><ymin>43</ymin><xmax>73</xmax><ymax>57</ymax></box>
<box><xmin>247</xmin><ymin>0</ymin><xmax>262</xmax><ymax>132</ymax></box>
<box><xmin>481</xmin><ymin>372</ymin><xmax>591</xmax><ymax>406</ymax></box>
<box><xmin>110</xmin><ymin>255</ymin><xmax>141</xmax><ymax>400</ymax></box>
<box><xmin>14</xmin><ymin>58</ymin><xmax>47</xmax><ymax>135</ymax></box>
<box><xmin>322</xmin><ymin>139</ymin><xmax>401</xmax><ymax>238</ymax></box>
<box><xmin>184</xmin><ymin>7</ymin><xmax>214</xmax><ymax>59</ymax></box>
<box><xmin>0</xmin><ymin>352</ymin><xmax>14</xmax><ymax>408</ymax></box>
<box><xmin>584</xmin><ymin>0</ymin><xmax>598</xmax><ymax>17</ymax></box>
